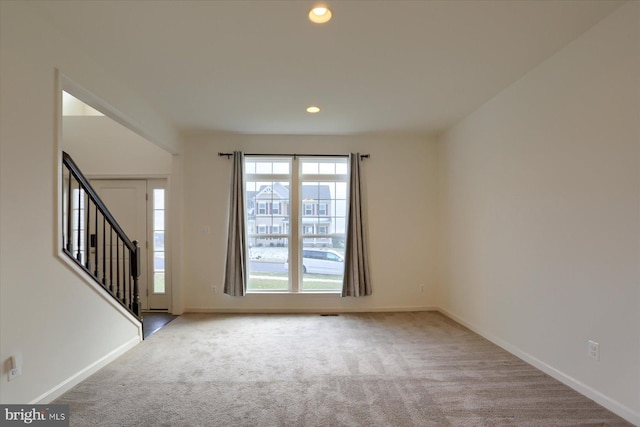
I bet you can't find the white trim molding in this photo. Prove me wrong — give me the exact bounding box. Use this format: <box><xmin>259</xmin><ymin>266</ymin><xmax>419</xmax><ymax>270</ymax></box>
<box><xmin>437</xmin><ymin>307</ymin><xmax>640</xmax><ymax>426</ymax></box>
<box><xmin>31</xmin><ymin>336</ymin><xmax>140</xmax><ymax>404</ymax></box>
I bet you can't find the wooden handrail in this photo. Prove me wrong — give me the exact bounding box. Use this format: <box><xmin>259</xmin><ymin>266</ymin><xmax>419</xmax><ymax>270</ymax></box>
<box><xmin>63</xmin><ymin>152</ymin><xmax>136</xmax><ymax>253</ymax></box>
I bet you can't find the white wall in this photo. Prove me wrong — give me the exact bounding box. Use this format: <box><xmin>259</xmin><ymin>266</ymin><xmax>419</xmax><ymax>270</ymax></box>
<box><xmin>437</xmin><ymin>2</ymin><xmax>639</xmax><ymax>423</ymax></box>
<box><xmin>183</xmin><ymin>133</ymin><xmax>437</xmax><ymax>312</ymax></box>
<box><xmin>63</xmin><ymin>116</ymin><xmax>173</xmax><ymax>177</ymax></box>
<box><xmin>0</xmin><ymin>2</ymin><xmax>182</xmax><ymax>403</ymax></box>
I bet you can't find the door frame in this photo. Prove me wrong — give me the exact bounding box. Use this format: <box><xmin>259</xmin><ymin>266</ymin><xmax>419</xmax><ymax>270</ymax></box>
<box><xmin>88</xmin><ymin>176</ymin><xmax>172</xmax><ymax>312</ymax></box>
<box><xmin>146</xmin><ymin>178</ymin><xmax>171</xmax><ymax>311</ymax></box>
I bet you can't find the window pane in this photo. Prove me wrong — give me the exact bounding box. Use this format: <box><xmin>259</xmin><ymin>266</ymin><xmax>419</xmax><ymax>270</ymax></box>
<box><xmin>154</xmin><ymin>211</ymin><xmax>164</xmax><ymax>230</ymax></box>
<box><xmin>153</xmin><ymin>189</ymin><xmax>164</xmax><ymax>210</ymax></box>
<box><xmin>245</xmin><ymin>158</ymin><xmax>291</xmax><ymax>292</ymax></box>
<box><xmin>336</xmin><ymin>182</ymin><xmax>347</xmax><ymax>199</ymax></box>
<box><xmin>245</xmin><ymin>161</ymin><xmax>256</xmax><ymax>174</ymax></box>
<box><xmin>273</xmin><ymin>162</ymin><xmax>289</xmax><ymax>174</ymax></box>
<box><xmin>300</xmin><ymin>157</ymin><xmax>348</xmax><ymax>292</ymax></box>
<box><xmin>302</xmin><ymin>162</ymin><xmax>318</xmax><ymax>174</ymax></box>
<box><xmin>154</xmin><ymin>252</ymin><xmax>165</xmax><ymax>270</ymax></box>
<box><xmin>300</xmin><ymin>242</ymin><xmax>344</xmax><ymax>292</ymax></box>
<box><xmin>154</xmin><ymin>272</ymin><xmax>165</xmax><ymax>293</ymax></box>
<box><xmin>154</xmin><ymin>231</ymin><xmax>165</xmax><ymax>250</ymax></box>
<box><xmin>256</xmin><ymin>162</ymin><xmax>272</xmax><ymax>174</ymax></box>
<box><xmin>301</xmin><ymin>158</ymin><xmax>347</xmax><ymax>175</ymax></box>
<box><xmin>302</xmin><ymin>182</ymin><xmax>320</xmax><ymax>200</ymax></box>
<box><xmin>319</xmin><ymin>162</ymin><xmax>335</xmax><ymax>174</ymax></box>
<box><xmin>247</xmin><ymin>237</ymin><xmax>289</xmax><ymax>291</ymax></box>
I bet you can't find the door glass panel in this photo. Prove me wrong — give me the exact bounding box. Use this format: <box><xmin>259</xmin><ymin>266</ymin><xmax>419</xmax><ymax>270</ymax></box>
<box><xmin>152</xmin><ymin>189</ymin><xmax>165</xmax><ymax>294</ymax></box>
<box><xmin>154</xmin><ymin>272</ymin><xmax>165</xmax><ymax>293</ymax></box>
<box><xmin>154</xmin><ymin>231</ymin><xmax>164</xmax><ymax>251</ymax></box>
<box><xmin>153</xmin><ymin>190</ymin><xmax>164</xmax><ymax>210</ymax></box>
<box><xmin>154</xmin><ymin>211</ymin><xmax>164</xmax><ymax>229</ymax></box>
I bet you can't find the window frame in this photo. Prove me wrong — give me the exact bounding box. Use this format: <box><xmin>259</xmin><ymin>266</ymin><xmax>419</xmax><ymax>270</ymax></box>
<box><xmin>244</xmin><ymin>155</ymin><xmax>348</xmax><ymax>294</ymax></box>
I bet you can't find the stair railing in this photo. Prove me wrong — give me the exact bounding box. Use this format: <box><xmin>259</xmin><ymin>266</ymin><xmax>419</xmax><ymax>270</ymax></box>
<box><xmin>62</xmin><ymin>151</ymin><xmax>140</xmax><ymax>319</ymax></box>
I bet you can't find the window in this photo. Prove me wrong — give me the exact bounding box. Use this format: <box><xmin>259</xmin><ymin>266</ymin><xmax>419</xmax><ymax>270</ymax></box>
<box><xmin>245</xmin><ymin>156</ymin><xmax>347</xmax><ymax>292</ymax></box>
<box><xmin>151</xmin><ymin>188</ymin><xmax>166</xmax><ymax>293</ymax></box>
<box><xmin>304</xmin><ymin>203</ymin><xmax>313</xmax><ymax>215</ymax></box>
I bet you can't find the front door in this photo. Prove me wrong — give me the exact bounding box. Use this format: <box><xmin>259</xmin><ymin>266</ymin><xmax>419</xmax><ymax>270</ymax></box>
<box><xmin>91</xmin><ymin>180</ymin><xmax>150</xmax><ymax>310</ymax></box>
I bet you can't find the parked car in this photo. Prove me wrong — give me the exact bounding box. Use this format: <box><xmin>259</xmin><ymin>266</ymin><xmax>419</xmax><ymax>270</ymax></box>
<box><xmin>284</xmin><ymin>249</ymin><xmax>345</xmax><ymax>275</ymax></box>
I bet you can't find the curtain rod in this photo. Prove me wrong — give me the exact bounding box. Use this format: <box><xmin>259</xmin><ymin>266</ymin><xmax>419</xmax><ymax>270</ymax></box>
<box><xmin>218</xmin><ymin>152</ymin><xmax>370</xmax><ymax>160</ymax></box>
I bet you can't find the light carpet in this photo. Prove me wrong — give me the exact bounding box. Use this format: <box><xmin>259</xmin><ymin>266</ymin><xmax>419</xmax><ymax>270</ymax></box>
<box><xmin>55</xmin><ymin>312</ymin><xmax>632</xmax><ymax>426</ymax></box>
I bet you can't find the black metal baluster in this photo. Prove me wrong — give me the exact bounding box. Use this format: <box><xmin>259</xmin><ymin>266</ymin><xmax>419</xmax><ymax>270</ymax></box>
<box><xmin>131</xmin><ymin>241</ymin><xmax>140</xmax><ymax>317</ymax></box>
<box><xmin>130</xmin><ymin>247</ymin><xmax>134</xmax><ymax>308</ymax></box>
<box><xmin>122</xmin><ymin>251</ymin><xmax>131</xmax><ymax>310</ymax></box>
<box><xmin>122</xmin><ymin>250</ymin><xmax>127</xmax><ymax>306</ymax></box>
<box><xmin>109</xmin><ymin>224</ymin><xmax>114</xmax><ymax>293</ymax></box>
<box><xmin>102</xmin><ymin>215</ymin><xmax>106</xmax><ymax>286</ymax></box>
<box><xmin>116</xmin><ymin>237</ymin><xmax>121</xmax><ymax>300</ymax></box>
<box><xmin>66</xmin><ymin>171</ymin><xmax>73</xmax><ymax>252</ymax></box>
<box><xmin>86</xmin><ymin>194</ymin><xmax>92</xmax><ymax>270</ymax></box>
<box><xmin>76</xmin><ymin>180</ymin><xmax>82</xmax><ymax>261</ymax></box>
<box><xmin>125</xmin><ymin>254</ymin><xmax>130</xmax><ymax>306</ymax></box>
<box><xmin>94</xmin><ymin>204</ymin><xmax>98</xmax><ymax>277</ymax></box>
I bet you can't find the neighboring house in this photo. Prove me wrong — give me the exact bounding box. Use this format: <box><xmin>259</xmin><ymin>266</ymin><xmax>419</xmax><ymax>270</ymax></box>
<box><xmin>247</xmin><ymin>183</ymin><xmax>335</xmax><ymax>247</ymax></box>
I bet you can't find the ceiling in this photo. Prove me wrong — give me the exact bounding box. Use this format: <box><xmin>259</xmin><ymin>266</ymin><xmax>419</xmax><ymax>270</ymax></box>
<box><xmin>37</xmin><ymin>1</ymin><xmax>622</xmax><ymax>136</ymax></box>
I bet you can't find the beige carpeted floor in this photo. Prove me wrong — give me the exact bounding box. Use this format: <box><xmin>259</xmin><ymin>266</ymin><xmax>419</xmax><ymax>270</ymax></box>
<box><xmin>55</xmin><ymin>312</ymin><xmax>632</xmax><ymax>426</ymax></box>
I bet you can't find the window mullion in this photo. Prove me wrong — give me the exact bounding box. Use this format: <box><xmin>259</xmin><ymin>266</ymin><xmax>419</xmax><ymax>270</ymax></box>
<box><xmin>290</xmin><ymin>158</ymin><xmax>300</xmax><ymax>292</ymax></box>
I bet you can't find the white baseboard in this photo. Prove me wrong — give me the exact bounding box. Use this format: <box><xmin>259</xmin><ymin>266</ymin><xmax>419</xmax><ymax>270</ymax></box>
<box><xmin>31</xmin><ymin>335</ymin><xmax>141</xmax><ymax>404</ymax></box>
<box><xmin>437</xmin><ymin>306</ymin><xmax>640</xmax><ymax>426</ymax></box>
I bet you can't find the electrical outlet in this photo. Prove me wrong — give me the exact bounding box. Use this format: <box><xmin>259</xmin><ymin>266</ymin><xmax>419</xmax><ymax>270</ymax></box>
<box><xmin>211</xmin><ymin>286</ymin><xmax>217</xmax><ymax>294</ymax></box>
<box><xmin>8</xmin><ymin>367</ymin><xmax>21</xmax><ymax>381</ymax></box>
<box><xmin>420</xmin><ymin>284</ymin><xmax>425</xmax><ymax>293</ymax></box>
<box><xmin>587</xmin><ymin>340</ymin><xmax>600</xmax><ymax>361</ymax></box>
<box><xmin>7</xmin><ymin>355</ymin><xmax>22</xmax><ymax>381</ymax></box>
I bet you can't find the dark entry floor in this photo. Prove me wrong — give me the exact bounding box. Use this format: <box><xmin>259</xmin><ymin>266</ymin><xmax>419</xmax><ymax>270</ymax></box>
<box><xmin>142</xmin><ymin>312</ymin><xmax>178</xmax><ymax>339</ymax></box>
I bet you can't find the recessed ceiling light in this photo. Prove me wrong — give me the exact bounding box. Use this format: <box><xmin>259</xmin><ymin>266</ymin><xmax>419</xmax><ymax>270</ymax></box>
<box><xmin>306</xmin><ymin>106</ymin><xmax>321</xmax><ymax>113</ymax></box>
<box><xmin>309</xmin><ymin>6</ymin><xmax>332</xmax><ymax>24</ymax></box>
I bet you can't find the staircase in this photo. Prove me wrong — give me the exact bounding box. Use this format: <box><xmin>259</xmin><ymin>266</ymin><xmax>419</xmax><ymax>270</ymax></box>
<box><xmin>62</xmin><ymin>151</ymin><xmax>141</xmax><ymax>320</ymax></box>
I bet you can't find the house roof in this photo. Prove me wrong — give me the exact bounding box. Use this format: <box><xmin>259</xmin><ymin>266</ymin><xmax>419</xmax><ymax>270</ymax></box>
<box><xmin>253</xmin><ymin>183</ymin><xmax>331</xmax><ymax>200</ymax></box>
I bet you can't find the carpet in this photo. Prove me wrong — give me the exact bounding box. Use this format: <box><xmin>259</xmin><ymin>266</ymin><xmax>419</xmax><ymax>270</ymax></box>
<box><xmin>55</xmin><ymin>312</ymin><xmax>632</xmax><ymax>426</ymax></box>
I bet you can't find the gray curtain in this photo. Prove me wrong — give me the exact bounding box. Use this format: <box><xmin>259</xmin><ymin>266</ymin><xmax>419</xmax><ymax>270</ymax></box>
<box><xmin>223</xmin><ymin>151</ymin><xmax>247</xmax><ymax>296</ymax></box>
<box><xmin>342</xmin><ymin>153</ymin><xmax>372</xmax><ymax>297</ymax></box>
